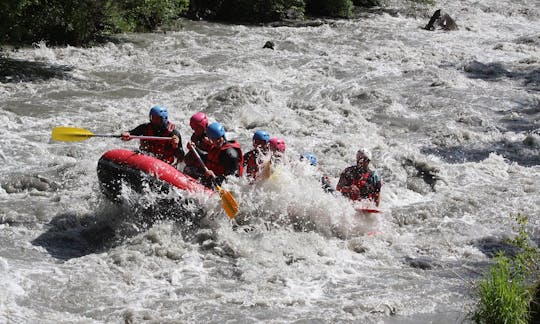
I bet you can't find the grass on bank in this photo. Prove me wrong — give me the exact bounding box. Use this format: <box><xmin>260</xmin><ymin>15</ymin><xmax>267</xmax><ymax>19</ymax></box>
<box><xmin>473</xmin><ymin>213</ymin><xmax>539</xmax><ymax>324</ymax></box>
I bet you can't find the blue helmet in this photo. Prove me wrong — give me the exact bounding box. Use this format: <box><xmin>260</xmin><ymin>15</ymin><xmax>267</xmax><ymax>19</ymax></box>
<box><xmin>149</xmin><ymin>105</ymin><xmax>168</xmax><ymax>125</ymax></box>
<box><xmin>207</xmin><ymin>122</ymin><xmax>226</xmax><ymax>140</ymax></box>
<box><xmin>253</xmin><ymin>130</ymin><xmax>270</xmax><ymax>143</ymax></box>
<box><xmin>302</xmin><ymin>152</ymin><xmax>318</xmax><ymax>166</ymax></box>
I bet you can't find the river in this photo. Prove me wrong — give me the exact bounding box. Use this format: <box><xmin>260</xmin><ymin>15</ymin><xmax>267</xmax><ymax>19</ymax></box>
<box><xmin>1</xmin><ymin>0</ymin><xmax>539</xmax><ymax>322</ymax></box>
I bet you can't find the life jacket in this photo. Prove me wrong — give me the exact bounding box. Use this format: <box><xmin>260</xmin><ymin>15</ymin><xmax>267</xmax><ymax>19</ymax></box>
<box><xmin>244</xmin><ymin>150</ymin><xmax>258</xmax><ymax>178</ymax></box>
<box><xmin>339</xmin><ymin>167</ymin><xmax>379</xmax><ymax>201</ymax></box>
<box><xmin>244</xmin><ymin>149</ymin><xmax>268</xmax><ymax>179</ymax></box>
<box><xmin>206</xmin><ymin>141</ymin><xmax>244</xmax><ymax>177</ymax></box>
<box><xmin>184</xmin><ymin>132</ymin><xmax>210</xmax><ymax>169</ymax></box>
<box><xmin>140</xmin><ymin>122</ymin><xmax>176</xmax><ymax>164</ymax></box>
<box><xmin>350</xmin><ymin>172</ymin><xmax>372</xmax><ymax>201</ymax></box>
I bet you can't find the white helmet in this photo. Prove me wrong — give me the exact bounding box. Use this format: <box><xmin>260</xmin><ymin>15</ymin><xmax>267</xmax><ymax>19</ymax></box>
<box><xmin>356</xmin><ymin>148</ymin><xmax>371</xmax><ymax>162</ymax></box>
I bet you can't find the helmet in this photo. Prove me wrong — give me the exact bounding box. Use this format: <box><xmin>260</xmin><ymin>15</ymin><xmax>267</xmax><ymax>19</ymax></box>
<box><xmin>149</xmin><ymin>105</ymin><xmax>168</xmax><ymax>125</ymax></box>
<box><xmin>253</xmin><ymin>130</ymin><xmax>270</xmax><ymax>143</ymax></box>
<box><xmin>206</xmin><ymin>122</ymin><xmax>226</xmax><ymax>140</ymax></box>
<box><xmin>356</xmin><ymin>148</ymin><xmax>371</xmax><ymax>162</ymax></box>
<box><xmin>190</xmin><ymin>112</ymin><xmax>208</xmax><ymax>132</ymax></box>
<box><xmin>269</xmin><ymin>137</ymin><xmax>286</xmax><ymax>153</ymax></box>
<box><xmin>302</xmin><ymin>152</ymin><xmax>318</xmax><ymax>166</ymax></box>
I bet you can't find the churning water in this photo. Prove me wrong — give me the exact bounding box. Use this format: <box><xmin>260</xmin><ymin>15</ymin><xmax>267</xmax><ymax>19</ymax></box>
<box><xmin>1</xmin><ymin>0</ymin><xmax>539</xmax><ymax>322</ymax></box>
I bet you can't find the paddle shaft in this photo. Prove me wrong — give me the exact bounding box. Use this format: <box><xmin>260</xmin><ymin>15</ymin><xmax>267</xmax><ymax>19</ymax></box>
<box><xmin>189</xmin><ymin>144</ymin><xmax>211</xmax><ymax>174</ymax></box>
<box><xmin>94</xmin><ymin>134</ymin><xmax>173</xmax><ymax>140</ymax></box>
<box><xmin>52</xmin><ymin>126</ymin><xmax>174</xmax><ymax>142</ymax></box>
<box><xmin>127</xmin><ymin>135</ymin><xmax>173</xmax><ymax>141</ymax></box>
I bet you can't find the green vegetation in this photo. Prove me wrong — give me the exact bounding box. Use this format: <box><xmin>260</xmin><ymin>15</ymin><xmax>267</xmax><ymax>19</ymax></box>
<box><xmin>0</xmin><ymin>0</ymin><xmax>189</xmax><ymax>46</ymax></box>
<box><xmin>105</xmin><ymin>0</ymin><xmax>189</xmax><ymax>33</ymax></box>
<box><xmin>473</xmin><ymin>214</ymin><xmax>539</xmax><ymax>324</ymax></box>
<box><xmin>306</xmin><ymin>0</ymin><xmax>353</xmax><ymax>18</ymax></box>
<box><xmin>1</xmin><ymin>0</ymin><xmax>108</xmax><ymax>45</ymax></box>
<box><xmin>0</xmin><ymin>0</ymin><xmax>437</xmax><ymax>46</ymax></box>
<box><xmin>209</xmin><ymin>0</ymin><xmax>306</xmax><ymax>22</ymax></box>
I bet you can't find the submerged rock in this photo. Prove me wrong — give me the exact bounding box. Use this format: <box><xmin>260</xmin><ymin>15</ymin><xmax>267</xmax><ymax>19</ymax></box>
<box><xmin>404</xmin><ymin>256</ymin><xmax>439</xmax><ymax>270</ymax></box>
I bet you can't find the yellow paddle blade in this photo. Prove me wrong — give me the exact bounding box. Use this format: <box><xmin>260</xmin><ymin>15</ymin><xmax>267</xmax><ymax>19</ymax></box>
<box><xmin>216</xmin><ymin>185</ymin><xmax>239</xmax><ymax>219</ymax></box>
<box><xmin>52</xmin><ymin>127</ymin><xmax>95</xmax><ymax>142</ymax></box>
<box><xmin>264</xmin><ymin>160</ymin><xmax>272</xmax><ymax>179</ymax></box>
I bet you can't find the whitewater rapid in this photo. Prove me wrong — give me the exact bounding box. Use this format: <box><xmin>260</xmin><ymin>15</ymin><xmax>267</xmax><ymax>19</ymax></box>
<box><xmin>1</xmin><ymin>0</ymin><xmax>539</xmax><ymax>322</ymax></box>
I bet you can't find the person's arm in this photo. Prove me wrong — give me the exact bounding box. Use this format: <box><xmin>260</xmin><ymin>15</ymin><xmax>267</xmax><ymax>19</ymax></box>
<box><xmin>374</xmin><ymin>192</ymin><xmax>381</xmax><ymax>206</ymax></box>
<box><xmin>171</xmin><ymin>129</ymin><xmax>185</xmax><ymax>162</ymax></box>
<box><xmin>372</xmin><ymin>174</ymin><xmax>382</xmax><ymax>206</ymax></box>
<box><xmin>121</xmin><ymin>124</ymin><xmax>146</xmax><ymax>140</ymax></box>
<box><xmin>336</xmin><ymin>168</ymin><xmax>359</xmax><ymax>198</ymax></box>
<box><xmin>243</xmin><ymin>151</ymin><xmax>250</xmax><ymax>167</ymax></box>
<box><xmin>336</xmin><ymin>169</ymin><xmax>352</xmax><ymax>192</ymax></box>
<box><xmin>129</xmin><ymin>124</ymin><xmax>147</xmax><ymax>136</ymax></box>
<box><xmin>217</xmin><ymin>148</ymin><xmax>240</xmax><ymax>182</ymax></box>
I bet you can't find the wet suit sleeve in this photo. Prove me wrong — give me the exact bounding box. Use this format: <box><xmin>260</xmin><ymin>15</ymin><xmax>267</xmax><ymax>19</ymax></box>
<box><xmin>336</xmin><ymin>167</ymin><xmax>353</xmax><ymax>192</ymax></box>
<box><xmin>172</xmin><ymin>129</ymin><xmax>185</xmax><ymax>162</ymax></box>
<box><xmin>129</xmin><ymin>124</ymin><xmax>147</xmax><ymax>136</ymax></box>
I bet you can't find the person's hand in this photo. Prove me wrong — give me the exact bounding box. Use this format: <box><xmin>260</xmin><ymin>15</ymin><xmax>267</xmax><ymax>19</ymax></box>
<box><xmin>203</xmin><ymin>136</ymin><xmax>212</xmax><ymax>147</ymax></box>
<box><xmin>186</xmin><ymin>141</ymin><xmax>194</xmax><ymax>151</ymax></box>
<box><xmin>205</xmin><ymin>169</ymin><xmax>216</xmax><ymax>179</ymax></box>
<box><xmin>350</xmin><ymin>185</ymin><xmax>360</xmax><ymax>195</ymax></box>
<box><xmin>121</xmin><ymin>132</ymin><xmax>131</xmax><ymax>141</ymax></box>
<box><xmin>171</xmin><ymin>135</ymin><xmax>180</xmax><ymax>148</ymax></box>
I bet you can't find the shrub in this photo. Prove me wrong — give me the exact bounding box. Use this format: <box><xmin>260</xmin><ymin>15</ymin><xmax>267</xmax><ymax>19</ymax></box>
<box><xmin>105</xmin><ymin>0</ymin><xmax>189</xmax><ymax>33</ymax></box>
<box><xmin>305</xmin><ymin>0</ymin><xmax>353</xmax><ymax>18</ymax></box>
<box><xmin>1</xmin><ymin>0</ymin><xmax>108</xmax><ymax>45</ymax></box>
<box><xmin>209</xmin><ymin>0</ymin><xmax>305</xmax><ymax>22</ymax></box>
<box><xmin>0</xmin><ymin>0</ymin><xmax>189</xmax><ymax>45</ymax></box>
<box><xmin>473</xmin><ymin>214</ymin><xmax>539</xmax><ymax>324</ymax></box>
<box><xmin>473</xmin><ymin>253</ymin><xmax>531</xmax><ymax>324</ymax></box>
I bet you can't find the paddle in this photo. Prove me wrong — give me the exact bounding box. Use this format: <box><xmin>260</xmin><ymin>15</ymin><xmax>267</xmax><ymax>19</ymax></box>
<box><xmin>52</xmin><ymin>126</ymin><xmax>173</xmax><ymax>142</ymax></box>
<box><xmin>188</xmin><ymin>144</ymin><xmax>239</xmax><ymax>219</ymax></box>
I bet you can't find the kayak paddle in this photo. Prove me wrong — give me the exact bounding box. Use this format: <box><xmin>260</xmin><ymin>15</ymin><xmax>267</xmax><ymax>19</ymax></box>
<box><xmin>188</xmin><ymin>144</ymin><xmax>239</xmax><ymax>219</ymax></box>
<box><xmin>52</xmin><ymin>126</ymin><xmax>173</xmax><ymax>142</ymax></box>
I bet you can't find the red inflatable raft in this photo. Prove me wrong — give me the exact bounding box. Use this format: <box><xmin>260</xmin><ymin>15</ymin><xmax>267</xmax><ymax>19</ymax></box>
<box><xmin>97</xmin><ymin>148</ymin><xmax>212</xmax><ymax>201</ymax></box>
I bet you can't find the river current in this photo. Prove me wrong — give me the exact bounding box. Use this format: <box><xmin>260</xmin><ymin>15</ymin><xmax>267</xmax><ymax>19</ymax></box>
<box><xmin>1</xmin><ymin>0</ymin><xmax>539</xmax><ymax>322</ymax></box>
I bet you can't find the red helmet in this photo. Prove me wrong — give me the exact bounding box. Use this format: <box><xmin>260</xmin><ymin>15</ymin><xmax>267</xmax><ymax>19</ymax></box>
<box><xmin>189</xmin><ymin>112</ymin><xmax>208</xmax><ymax>133</ymax></box>
<box><xmin>269</xmin><ymin>137</ymin><xmax>286</xmax><ymax>153</ymax></box>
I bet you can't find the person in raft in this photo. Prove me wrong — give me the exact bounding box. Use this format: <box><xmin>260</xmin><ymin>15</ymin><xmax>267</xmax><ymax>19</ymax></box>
<box><xmin>121</xmin><ymin>105</ymin><xmax>184</xmax><ymax>165</ymax></box>
<box><xmin>300</xmin><ymin>152</ymin><xmax>334</xmax><ymax>193</ymax></box>
<box><xmin>243</xmin><ymin>130</ymin><xmax>271</xmax><ymax>179</ymax></box>
<box><xmin>336</xmin><ymin>149</ymin><xmax>381</xmax><ymax>206</ymax></box>
<box><xmin>195</xmin><ymin>122</ymin><xmax>244</xmax><ymax>187</ymax></box>
<box><xmin>269</xmin><ymin>137</ymin><xmax>286</xmax><ymax>163</ymax></box>
<box><xmin>183</xmin><ymin>112</ymin><xmax>212</xmax><ymax>179</ymax></box>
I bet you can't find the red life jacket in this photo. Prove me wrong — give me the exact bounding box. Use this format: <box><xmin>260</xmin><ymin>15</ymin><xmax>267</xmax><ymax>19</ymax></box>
<box><xmin>338</xmin><ymin>166</ymin><xmax>378</xmax><ymax>202</ymax></box>
<box><xmin>140</xmin><ymin>122</ymin><xmax>176</xmax><ymax>164</ymax></box>
<box><xmin>349</xmin><ymin>172</ymin><xmax>372</xmax><ymax>201</ymax></box>
<box><xmin>244</xmin><ymin>150</ymin><xmax>260</xmax><ymax>178</ymax></box>
<box><xmin>206</xmin><ymin>141</ymin><xmax>244</xmax><ymax>177</ymax></box>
